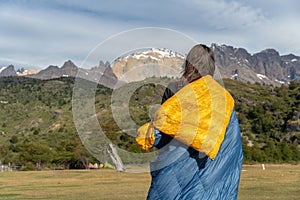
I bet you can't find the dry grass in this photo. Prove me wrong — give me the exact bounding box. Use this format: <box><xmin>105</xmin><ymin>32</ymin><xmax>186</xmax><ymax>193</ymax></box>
<box><xmin>0</xmin><ymin>169</ymin><xmax>150</xmax><ymax>200</ymax></box>
<box><xmin>239</xmin><ymin>164</ymin><xmax>300</xmax><ymax>200</ymax></box>
<box><xmin>0</xmin><ymin>164</ymin><xmax>299</xmax><ymax>200</ymax></box>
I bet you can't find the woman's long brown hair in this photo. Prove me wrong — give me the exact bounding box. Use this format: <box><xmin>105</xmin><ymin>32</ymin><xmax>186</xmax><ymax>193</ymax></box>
<box><xmin>179</xmin><ymin>44</ymin><xmax>215</xmax><ymax>88</ymax></box>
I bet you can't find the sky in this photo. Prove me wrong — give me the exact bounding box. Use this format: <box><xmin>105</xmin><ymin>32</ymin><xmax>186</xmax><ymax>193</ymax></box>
<box><xmin>0</xmin><ymin>0</ymin><xmax>299</xmax><ymax>69</ymax></box>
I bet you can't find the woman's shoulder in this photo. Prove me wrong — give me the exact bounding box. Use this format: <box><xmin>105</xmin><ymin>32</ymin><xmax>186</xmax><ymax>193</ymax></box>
<box><xmin>162</xmin><ymin>81</ymin><xmax>179</xmax><ymax>104</ymax></box>
<box><xmin>166</xmin><ymin>81</ymin><xmax>180</xmax><ymax>93</ymax></box>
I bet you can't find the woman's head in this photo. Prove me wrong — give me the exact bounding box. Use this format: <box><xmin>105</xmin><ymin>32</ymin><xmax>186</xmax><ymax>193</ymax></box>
<box><xmin>182</xmin><ymin>44</ymin><xmax>215</xmax><ymax>83</ymax></box>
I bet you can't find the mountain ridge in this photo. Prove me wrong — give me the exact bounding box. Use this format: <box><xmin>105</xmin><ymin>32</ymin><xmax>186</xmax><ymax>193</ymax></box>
<box><xmin>1</xmin><ymin>44</ymin><xmax>299</xmax><ymax>86</ymax></box>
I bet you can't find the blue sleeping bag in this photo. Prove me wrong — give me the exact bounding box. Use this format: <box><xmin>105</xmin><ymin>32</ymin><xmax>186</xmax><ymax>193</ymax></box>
<box><xmin>136</xmin><ymin>76</ymin><xmax>244</xmax><ymax>199</ymax></box>
<box><xmin>147</xmin><ymin>110</ymin><xmax>243</xmax><ymax>200</ymax></box>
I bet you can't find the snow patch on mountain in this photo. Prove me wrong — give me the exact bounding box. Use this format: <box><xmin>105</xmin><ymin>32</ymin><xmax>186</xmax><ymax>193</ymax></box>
<box><xmin>131</xmin><ymin>54</ymin><xmax>160</xmax><ymax>61</ymax></box>
<box><xmin>231</xmin><ymin>73</ymin><xmax>238</xmax><ymax>80</ymax></box>
<box><xmin>275</xmin><ymin>79</ymin><xmax>285</xmax><ymax>84</ymax></box>
<box><xmin>151</xmin><ymin>48</ymin><xmax>185</xmax><ymax>58</ymax></box>
<box><xmin>121</xmin><ymin>48</ymin><xmax>185</xmax><ymax>61</ymax></box>
<box><xmin>256</xmin><ymin>74</ymin><xmax>269</xmax><ymax>80</ymax></box>
<box><xmin>0</xmin><ymin>67</ymin><xmax>6</xmax><ymax>73</ymax></box>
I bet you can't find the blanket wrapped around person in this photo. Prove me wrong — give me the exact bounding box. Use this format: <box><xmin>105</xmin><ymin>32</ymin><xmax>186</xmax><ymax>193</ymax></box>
<box><xmin>136</xmin><ymin>75</ymin><xmax>243</xmax><ymax>200</ymax></box>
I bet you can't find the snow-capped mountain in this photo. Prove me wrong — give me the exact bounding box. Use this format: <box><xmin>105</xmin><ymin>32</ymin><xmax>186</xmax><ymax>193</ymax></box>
<box><xmin>1</xmin><ymin>44</ymin><xmax>299</xmax><ymax>87</ymax></box>
<box><xmin>112</xmin><ymin>48</ymin><xmax>185</xmax><ymax>82</ymax></box>
<box><xmin>111</xmin><ymin>45</ymin><xmax>300</xmax><ymax>85</ymax></box>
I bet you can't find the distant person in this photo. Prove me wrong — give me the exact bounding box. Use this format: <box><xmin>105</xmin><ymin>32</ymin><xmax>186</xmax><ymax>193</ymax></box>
<box><xmin>88</xmin><ymin>162</ymin><xmax>94</xmax><ymax>169</ymax></box>
<box><xmin>136</xmin><ymin>44</ymin><xmax>243</xmax><ymax>199</ymax></box>
<box><xmin>94</xmin><ymin>163</ymin><xmax>98</xmax><ymax>169</ymax></box>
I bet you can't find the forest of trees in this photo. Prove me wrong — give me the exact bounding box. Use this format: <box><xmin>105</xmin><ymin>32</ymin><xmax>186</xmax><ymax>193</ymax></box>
<box><xmin>0</xmin><ymin>76</ymin><xmax>299</xmax><ymax>170</ymax></box>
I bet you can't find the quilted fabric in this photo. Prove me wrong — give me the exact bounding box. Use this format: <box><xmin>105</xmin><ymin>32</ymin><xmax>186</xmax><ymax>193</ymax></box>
<box><xmin>147</xmin><ymin>110</ymin><xmax>243</xmax><ymax>200</ymax></box>
<box><xmin>136</xmin><ymin>75</ymin><xmax>234</xmax><ymax>159</ymax></box>
<box><xmin>136</xmin><ymin>75</ymin><xmax>243</xmax><ymax>199</ymax></box>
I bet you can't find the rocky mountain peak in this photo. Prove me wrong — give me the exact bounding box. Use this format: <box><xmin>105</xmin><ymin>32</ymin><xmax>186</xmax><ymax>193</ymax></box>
<box><xmin>211</xmin><ymin>44</ymin><xmax>300</xmax><ymax>85</ymax></box>
<box><xmin>257</xmin><ymin>48</ymin><xmax>280</xmax><ymax>56</ymax></box>
<box><xmin>98</xmin><ymin>60</ymin><xmax>105</xmax><ymax>67</ymax></box>
<box><xmin>61</xmin><ymin>60</ymin><xmax>77</xmax><ymax>70</ymax></box>
<box><xmin>281</xmin><ymin>54</ymin><xmax>300</xmax><ymax>62</ymax></box>
<box><xmin>0</xmin><ymin>65</ymin><xmax>17</xmax><ymax>77</ymax></box>
<box><xmin>61</xmin><ymin>60</ymin><xmax>78</xmax><ymax>77</ymax></box>
<box><xmin>47</xmin><ymin>65</ymin><xmax>59</xmax><ymax>70</ymax></box>
<box><xmin>92</xmin><ymin>60</ymin><xmax>111</xmax><ymax>73</ymax></box>
<box><xmin>234</xmin><ymin>48</ymin><xmax>251</xmax><ymax>59</ymax></box>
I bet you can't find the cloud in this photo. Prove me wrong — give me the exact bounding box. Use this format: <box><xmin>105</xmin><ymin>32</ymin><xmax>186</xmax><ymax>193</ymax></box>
<box><xmin>252</xmin><ymin>17</ymin><xmax>300</xmax><ymax>55</ymax></box>
<box><xmin>180</xmin><ymin>0</ymin><xmax>267</xmax><ymax>30</ymax></box>
<box><xmin>0</xmin><ymin>1</ymin><xmax>136</xmax><ymax>67</ymax></box>
<box><xmin>180</xmin><ymin>0</ymin><xmax>300</xmax><ymax>54</ymax></box>
<box><xmin>0</xmin><ymin>0</ymin><xmax>299</xmax><ymax>68</ymax></box>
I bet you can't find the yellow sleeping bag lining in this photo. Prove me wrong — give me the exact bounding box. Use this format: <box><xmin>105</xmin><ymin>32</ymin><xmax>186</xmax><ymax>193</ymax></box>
<box><xmin>136</xmin><ymin>75</ymin><xmax>234</xmax><ymax>160</ymax></box>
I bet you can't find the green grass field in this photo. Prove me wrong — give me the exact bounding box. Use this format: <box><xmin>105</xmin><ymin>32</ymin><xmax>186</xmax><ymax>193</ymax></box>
<box><xmin>0</xmin><ymin>164</ymin><xmax>299</xmax><ymax>200</ymax></box>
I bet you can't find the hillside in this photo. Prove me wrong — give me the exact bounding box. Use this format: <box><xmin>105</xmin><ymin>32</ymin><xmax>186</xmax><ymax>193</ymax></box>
<box><xmin>0</xmin><ymin>76</ymin><xmax>299</xmax><ymax>171</ymax></box>
<box><xmin>224</xmin><ymin>79</ymin><xmax>300</xmax><ymax>162</ymax></box>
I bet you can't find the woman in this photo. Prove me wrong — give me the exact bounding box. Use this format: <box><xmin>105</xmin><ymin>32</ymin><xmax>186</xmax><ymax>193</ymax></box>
<box><xmin>136</xmin><ymin>44</ymin><xmax>243</xmax><ymax>200</ymax></box>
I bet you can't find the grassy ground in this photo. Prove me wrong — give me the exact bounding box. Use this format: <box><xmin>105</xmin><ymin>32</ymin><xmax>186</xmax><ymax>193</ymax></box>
<box><xmin>239</xmin><ymin>164</ymin><xmax>300</xmax><ymax>200</ymax></box>
<box><xmin>0</xmin><ymin>164</ymin><xmax>299</xmax><ymax>200</ymax></box>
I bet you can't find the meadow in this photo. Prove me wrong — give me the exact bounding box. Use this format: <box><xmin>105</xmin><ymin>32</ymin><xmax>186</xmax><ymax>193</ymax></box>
<box><xmin>0</xmin><ymin>164</ymin><xmax>299</xmax><ymax>200</ymax></box>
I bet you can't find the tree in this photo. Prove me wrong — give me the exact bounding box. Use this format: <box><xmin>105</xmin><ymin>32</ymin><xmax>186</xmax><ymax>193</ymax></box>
<box><xmin>19</xmin><ymin>142</ymin><xmax>53</xmax><ymax>170</ymax></box>
<box><xmin>74</xmin><ymin>144</ymin><xmax>93</xmax><ymax>169</ymax></box>
<box><xmin>0</xmin><ymin>144</ymin><xmax>10</xmax><ymax>164</ymax></box>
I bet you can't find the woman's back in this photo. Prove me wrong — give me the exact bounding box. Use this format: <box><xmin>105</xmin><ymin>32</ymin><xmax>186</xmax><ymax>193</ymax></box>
<box><xmin>147</xmin><ymin>82</ymin><xmax>243</xmax><ymax>200</ymax></box>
